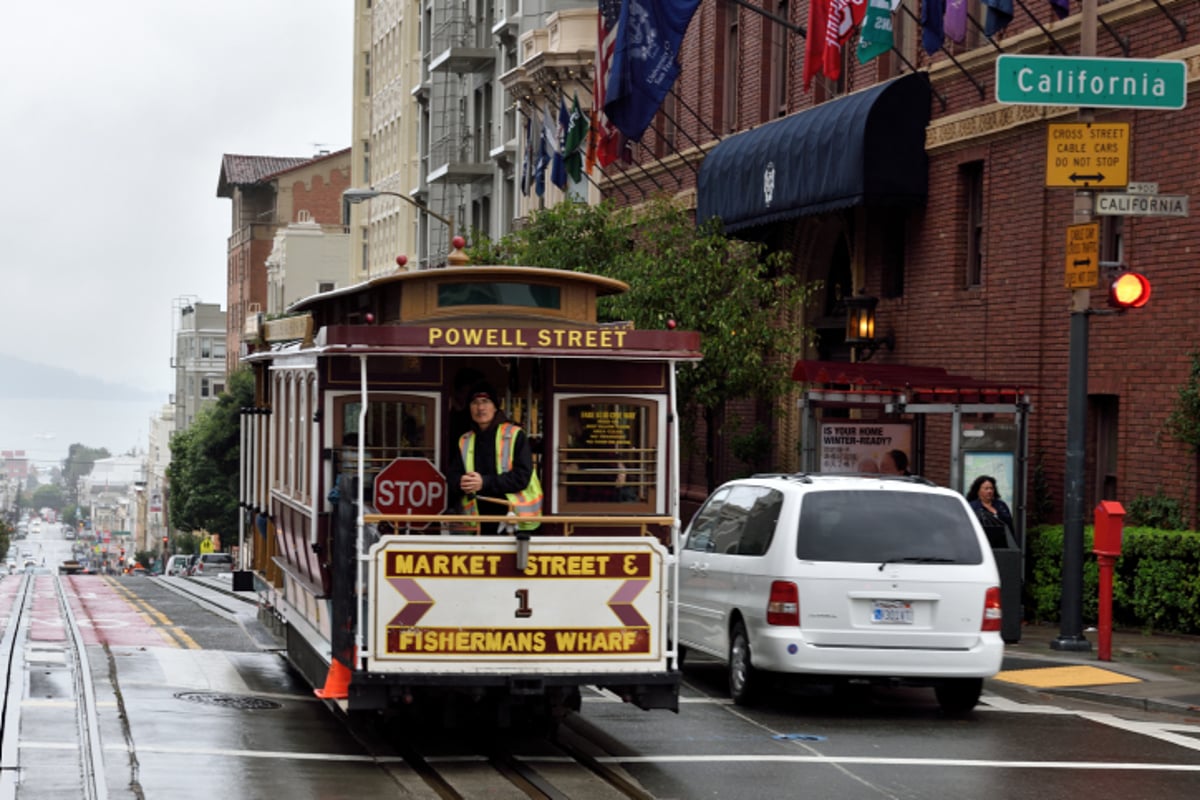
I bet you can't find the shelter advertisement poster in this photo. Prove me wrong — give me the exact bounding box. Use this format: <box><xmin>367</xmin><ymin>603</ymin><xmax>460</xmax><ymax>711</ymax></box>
<box><xmin>819</xmin><ymin>422</ymin><xmax>913</xmax><ymax>474</ymax></box>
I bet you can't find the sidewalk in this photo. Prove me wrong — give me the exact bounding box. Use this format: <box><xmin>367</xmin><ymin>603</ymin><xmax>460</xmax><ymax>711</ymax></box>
<box><xmin>994</xmin><ymin>621</ymin><xmax>1200</xmax><ymax>714</ymax></box>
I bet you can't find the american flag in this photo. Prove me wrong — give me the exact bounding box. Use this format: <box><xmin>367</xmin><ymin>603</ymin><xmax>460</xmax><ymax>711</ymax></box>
<box><xmin>593</xmin><ymin>0</ymin><xmax>622</xmax><ymax>168</ymax></box>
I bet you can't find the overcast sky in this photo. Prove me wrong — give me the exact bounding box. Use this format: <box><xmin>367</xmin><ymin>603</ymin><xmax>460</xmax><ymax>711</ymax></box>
<box><xmin>0</xmin><ymin>2</ymin><xmax>353</xmax><ymax>395</ymax></box>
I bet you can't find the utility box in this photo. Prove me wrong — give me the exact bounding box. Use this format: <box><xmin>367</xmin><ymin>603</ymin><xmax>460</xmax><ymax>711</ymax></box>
<box><xmin>1093</xmin><ymin>500</ymin><xmax>1125</xmax><ymax>556</ymax></box>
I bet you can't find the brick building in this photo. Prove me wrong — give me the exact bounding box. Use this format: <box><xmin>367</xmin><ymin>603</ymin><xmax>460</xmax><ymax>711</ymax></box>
<box><xmin>575</xmin><ymin>0</ymin><xmax>1199</xmax><ymax>526</ymax></box>
<box><xmin>217</xmin><ymin>149</ymin><xmax>353</xmax><ymax>371</ymax></box>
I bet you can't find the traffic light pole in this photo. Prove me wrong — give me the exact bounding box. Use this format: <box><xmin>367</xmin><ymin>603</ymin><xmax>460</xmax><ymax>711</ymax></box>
<box><xmin>1053</xmin><ymin>0</ymin><xmax>1098</xmax><ymax>652</ymax></box>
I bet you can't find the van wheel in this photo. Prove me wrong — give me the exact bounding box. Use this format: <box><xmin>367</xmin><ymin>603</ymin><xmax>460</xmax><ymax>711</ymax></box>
<box><xmin>728</xmin><ymin>622</ymin><xmax>760</xmax><ymax>706</ymax></box>
<box><xmin>935</xmin><ymin>678</ymin><xmax>983</xmax><ymax>715</ymax></box>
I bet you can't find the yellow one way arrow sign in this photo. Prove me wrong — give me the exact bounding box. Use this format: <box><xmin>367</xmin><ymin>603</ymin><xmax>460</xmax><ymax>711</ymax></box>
<box><xmin>1065</xmin><ymin>222</ymin><xmax>1100</xmax><ymax>289</ymax></box>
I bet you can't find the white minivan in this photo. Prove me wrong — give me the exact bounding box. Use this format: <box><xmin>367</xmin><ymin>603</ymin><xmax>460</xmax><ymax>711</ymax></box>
<box><xmin>165</xmin><ymin>555</ymin><xmax>191</xmax><ymax>577</ymax></box>
<box><xmin>676</xmin><ymin>473</ymin><xmax>1005</xmax><ymax>713</ymax></box>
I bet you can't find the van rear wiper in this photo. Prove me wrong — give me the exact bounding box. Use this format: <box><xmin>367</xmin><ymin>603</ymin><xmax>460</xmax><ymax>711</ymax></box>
<box><xmin>879</xmin><ymin>556</ymin><xmax>957</xmax><ymax>571</ymax></box>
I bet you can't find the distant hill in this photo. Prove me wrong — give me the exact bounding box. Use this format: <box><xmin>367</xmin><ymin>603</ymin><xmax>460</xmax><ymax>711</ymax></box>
<box><xmin>0</xmin><ymin>354</ymin><xmax>160</xmax><ymax>403</ymax></box>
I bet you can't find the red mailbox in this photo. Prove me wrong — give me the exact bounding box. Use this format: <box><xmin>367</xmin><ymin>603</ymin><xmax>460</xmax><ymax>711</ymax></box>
<box><xmin>1093</xmin><ymin>500</ymin><xmax>1125</xmax><ymax>556</ymax></box>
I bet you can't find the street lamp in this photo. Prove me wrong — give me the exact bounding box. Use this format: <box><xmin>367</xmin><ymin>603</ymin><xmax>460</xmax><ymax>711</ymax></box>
<box><xmin>342</xmin><ymin>187</ymin><xmax>455</xmax><ymax>244</ymax></box>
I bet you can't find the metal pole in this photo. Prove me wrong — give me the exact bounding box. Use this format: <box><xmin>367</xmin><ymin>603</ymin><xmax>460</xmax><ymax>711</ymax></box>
<box><xmin>1054</xmin><ymin>0</ymin><xmax>1097</xmax><ymax>653</ymax></box>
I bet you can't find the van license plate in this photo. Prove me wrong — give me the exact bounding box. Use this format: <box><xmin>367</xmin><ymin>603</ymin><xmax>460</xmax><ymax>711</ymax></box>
<box><xmin>872</xmin><ymin>600</ymin><xmax>914</xmax><ymax>624</ymax></box>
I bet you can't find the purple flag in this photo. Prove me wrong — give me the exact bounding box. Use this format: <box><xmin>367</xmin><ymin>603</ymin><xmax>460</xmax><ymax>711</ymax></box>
<box><xmin>1049</xmin><ymin>0</ymin><xmax>1069</xmax><ymax>18</ymax></box>
<box><xmin>944</xmin><ymin>0</ymin><xmax>967</xmax><ymax>43</ymax></box>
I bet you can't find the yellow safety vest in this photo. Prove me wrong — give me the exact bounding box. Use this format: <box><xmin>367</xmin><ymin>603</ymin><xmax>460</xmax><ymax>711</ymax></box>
<box><xmin>459</xmin><ymin>422</ymin><xmax>542</xmax><ymax>531</ymax></box>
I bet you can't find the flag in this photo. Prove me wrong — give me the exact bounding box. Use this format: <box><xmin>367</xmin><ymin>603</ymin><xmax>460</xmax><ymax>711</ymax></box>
<box><xmin>944</xmin><ymin>0</ymin><xmax>967</xmax><ymax>43</ymax></box>
<box><xmin>564</xmin><ymin>94</ymin><xmax>589</xmax><ymax>184</ymax></box>
<box><xmin>594</xmin><ymin>0</ymin><xmax>623</xmax><ymax>167</ymax></box>
<box><xmin>921</xmin><ymin>0</ymin><xmax>945</xmax><ymax>55</ymax></box>
<box><xmin>803</xmin><ymin>0</ymin><xmax>831</xmax><ymax>89</ymax></box>
<box><xmin>857</xmin><ymin>0</ymin><xmax>894</xmax><ymax>64</ymax></box>
<box><xmin>585</xmin><ymin>109</ymin><xmax>599</xmax><ymax>174</ymax></box>
<box><xmin>1049</xmin><ymin>0</ymin><xmax>1069</xmax><ymax>18</ymax></box>
<box><xmin>534</xmin><ymin>113</ymin><xmax>550</xmax><ymax>197</ymax></box>
<box><xmin>807</xmin><ymin>0</ymin><xmax>868</xmax><ymax>87</ymax></box>
<box><xmin>604</xmin><ymin>0</ymin><xmax>702</xmax><ymax>142</ymax></box>
<box><xmin>551</xmin><ymin>98</ymin><xmax>569</xmax><ymax>190</ymax></box>
<box><xmin>981</xmin><ymin>0</ymin><xmax>1013</xmax><ymax>36</ymax></box>
<box><xmin>520</xmin><ymin>114</ymin><xmax>533</xmax><ymax>196</ymax></box>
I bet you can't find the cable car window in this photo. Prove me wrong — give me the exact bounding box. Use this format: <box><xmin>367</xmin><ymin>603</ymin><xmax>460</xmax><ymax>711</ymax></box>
<box><xmin>557</xmin><ymin>396</ymin><xmax>658</xmax><ymax>513</ymax></box>
<box><xmin>333</xmin><ymin>394</ymin><xmax>437</xmax><ymax>480</ymax></box>
<box><xmin>438</xmin><ymin>281</ymin><xmax>561</xmax><ymax>309</ymax></box>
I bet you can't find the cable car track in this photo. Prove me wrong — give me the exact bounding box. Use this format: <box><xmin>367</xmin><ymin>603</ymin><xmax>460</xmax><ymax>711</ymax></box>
<box><xmin>0</xmin><ymin>574</ymin><xmax>126</xmax><ymax>799</ymax></box>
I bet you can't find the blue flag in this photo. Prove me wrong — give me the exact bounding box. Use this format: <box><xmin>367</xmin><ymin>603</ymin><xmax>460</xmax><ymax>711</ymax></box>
<box><xmin>921</xmin><ymin>0</ymin><xmax>945</xmax><ymax>55</ymax></box>
<box><xmin>520</xmin><ymin>114</ymin><xmax>533</xmax><ymax>196</ymax></box>
<box><xmin>981</xmin><ymin>0</ymin><xmax>1013</xmax><ymax>36</ymax></box>
<box><xmin>604</xmin><ymin>0</ymin><xmax>701</xmax><ymax>142</ymax></box>
<box><xmin>551</xmin><ymin>98</ymin><xmax>569</xmax><ymax>190</ymax></box>
<box><xmin>534</xmin><ymin>120</ymin><xmax>549</xmax><ymax>198</ymax></box>
<box><xmin>1049</xmin><ymin>0</ymin><xmax>1069</xmax><ymax>18</ymax></box>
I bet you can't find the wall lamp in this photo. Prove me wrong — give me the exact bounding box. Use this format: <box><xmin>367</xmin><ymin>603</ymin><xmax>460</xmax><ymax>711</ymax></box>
<box><xmin>342</xmin><ymin>187</ymin><xmax>455</xmax><ymax>242</ymax></box>
<box><xmin>844</xmin><ymin>292</ymin><xmax>895</xmax><ymax>362</ymax></box>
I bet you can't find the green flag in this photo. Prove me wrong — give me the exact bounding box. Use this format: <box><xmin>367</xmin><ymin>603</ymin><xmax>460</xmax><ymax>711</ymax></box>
<box><xmin>564</xmin><ymin>93</ymin><xmax>589</xmax><ymax>183</ymax></box>
<box><xmin>857</xmin><ymin>0</ymin><xmax>894</xmax><ymax>65</ymax></box>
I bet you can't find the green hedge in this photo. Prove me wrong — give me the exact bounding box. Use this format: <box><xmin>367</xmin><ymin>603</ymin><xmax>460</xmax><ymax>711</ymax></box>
<box><xmin>1027</xmin><ymin>525</ymin><xmax>1200</xmax><ymax>634</ymax></box>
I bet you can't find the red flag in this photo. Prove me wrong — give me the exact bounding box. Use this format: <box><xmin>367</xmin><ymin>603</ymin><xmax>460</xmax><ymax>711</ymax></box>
<box><xmin>803</xmin><ymin>0</ymin><xmax>831</xmax><ymax>90</ymax></box>
<box><xmin>808</xmin><ymin>0</ymin><xmax>868</xmax><ymax>87</ymax></box>
<box><xmin>594</xmin><ymin>0</ymin><xmax>623</xmax><ymax>167</ymax></box>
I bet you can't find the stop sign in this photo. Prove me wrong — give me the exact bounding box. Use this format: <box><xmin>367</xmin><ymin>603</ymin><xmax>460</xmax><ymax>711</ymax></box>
<box><xmin>373</xmin><ymin>457</ymin><xmax>447</xmax><ymax>528</ymax></box>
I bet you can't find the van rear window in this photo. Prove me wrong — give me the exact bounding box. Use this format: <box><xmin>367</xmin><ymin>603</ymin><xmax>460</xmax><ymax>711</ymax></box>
<box><xmin>796</xmin><ymin>491</ymin><xmax>983</xmax><ymax>564</ymax></box>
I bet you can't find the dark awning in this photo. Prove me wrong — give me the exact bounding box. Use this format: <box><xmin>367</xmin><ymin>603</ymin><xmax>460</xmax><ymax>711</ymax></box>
<box><xmin>791</xmin><ymin>360</ymin><xmax>1032</xmax><ymax>405</ymax></box>
<box><xmin>697</xmin><ymin>73</ymin><xmax>931</xmax><ymax>234</ymax></box>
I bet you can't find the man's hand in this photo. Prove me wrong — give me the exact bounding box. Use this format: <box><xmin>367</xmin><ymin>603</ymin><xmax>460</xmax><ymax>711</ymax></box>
<box><xmin>460</xmin><ymin>471</ymin><xmax>484</xmax><ymax>493</ymax></box>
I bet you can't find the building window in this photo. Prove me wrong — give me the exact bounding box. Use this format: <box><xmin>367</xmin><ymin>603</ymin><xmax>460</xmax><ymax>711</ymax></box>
<box><xmin>875</xmin><ymin>208</ymin><xmax>907</xmax><ymax>299</ymax></box>
<box><xmin>201</xmin><ymin>338</ymin><xmax>212</xmax><ymax>358</ymax></box>
<box><xmin>962</xmin><ymin>160</ymin><xmax>984</xmax><ymax>287</ymax></box>
<box><xmin>770</xmin><ymin>0</ymin><xmax>789</xmax><ymax>119</ymax></box>
<box><xmin>201</xmin><ymin>378</ymin><xmax>210</xmax><ymax>398</ymax></box>
<box><xmin>1090</xmin><ymin>394</ymin><xmax>1119</xmax><ymax>506</ymax></box>
<box><xmin>723</xmin><ymin>12</ymin><xmax>739</xmax><ymax>131</ymax></box>
<box><xmin>1101</xmin><ymin>215</ymin><xmax>1124</xmax><ymax>265</ymax></box>
<box><xmin>318</xmin><ymin>281</ymin><xmax>335</xmax><ymax>293</ymax></box>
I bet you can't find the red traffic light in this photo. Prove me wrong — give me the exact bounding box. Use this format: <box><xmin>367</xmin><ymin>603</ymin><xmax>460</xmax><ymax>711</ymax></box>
<box><xmin>1109</xmin><ymin>272</ymin><xmax>1151</xmax><ymax>309</ymax></box>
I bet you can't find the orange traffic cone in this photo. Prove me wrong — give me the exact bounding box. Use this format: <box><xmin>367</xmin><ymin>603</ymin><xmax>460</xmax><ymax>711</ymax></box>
<box><xmin>314</xmin><ymin>656</ymin><xmax>353</xmax><ymax>700</ymax></box>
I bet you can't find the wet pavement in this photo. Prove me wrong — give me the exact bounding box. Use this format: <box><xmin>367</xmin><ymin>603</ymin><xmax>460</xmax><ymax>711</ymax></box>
<box><xmin>995</xmin><ymin>622</ymin><xmax>1200</xmax><ymax>715</ymax></box>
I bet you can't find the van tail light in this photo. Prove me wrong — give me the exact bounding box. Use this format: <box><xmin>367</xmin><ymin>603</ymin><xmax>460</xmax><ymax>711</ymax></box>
<box><xmin>981</xmin><ymin>586</ymin><xmax>1002</xmax><ymax>632</ymax></box>
<box><xmin>766</xmin><ymin>581</ymin><xmax>800</xmax><ymax>626</ymax></box>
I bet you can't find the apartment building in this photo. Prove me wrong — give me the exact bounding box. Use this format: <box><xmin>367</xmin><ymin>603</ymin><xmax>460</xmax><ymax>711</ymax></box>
<box><xmin>217</xmin><ymin>149</ymin><xmax>352</xmax><ymax>370</ymax></box>
<box><xmin>173</xmin><ymin>301</ymin><xmax>227</xmax><ymax>433</ymax></box>
<box><xmin>350</xmin><ymin>0</ymin><xmax>595</xmax><ymax>275</ymax></box>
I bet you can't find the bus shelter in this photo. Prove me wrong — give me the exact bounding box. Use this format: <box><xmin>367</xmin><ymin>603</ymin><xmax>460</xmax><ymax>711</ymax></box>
<box><xmin>793</xmin><ymin>360</ymin><xmax>1034</xmax><ymax>642</ymax></box>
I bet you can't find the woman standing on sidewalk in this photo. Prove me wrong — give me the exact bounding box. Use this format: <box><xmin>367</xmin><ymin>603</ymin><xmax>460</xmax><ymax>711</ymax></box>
<box><xmin>966</xmin><ymin>475</ymin><xmax>1016</xmax><ymax>549</ymax></box>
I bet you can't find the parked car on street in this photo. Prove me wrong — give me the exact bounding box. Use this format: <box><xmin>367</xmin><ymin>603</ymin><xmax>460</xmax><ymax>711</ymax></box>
<box><xmin>165</xmin><ymin>555</ymin><xmax>191</xmax><ymax>577</ymax></box>
<box><xmin>675</xmin><ymin>473</ymin><xmax>1004</xmax><ymax>713</ymax></box>
<box><xmin>188</xmin><ymin>552</ymin><xmax>234</xmax><ymax>577</ymax></box>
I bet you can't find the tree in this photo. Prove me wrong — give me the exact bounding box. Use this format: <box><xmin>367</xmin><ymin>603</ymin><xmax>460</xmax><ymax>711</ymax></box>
<box><xmin>167</xmin><ymin>368</ymin><xmax>254</xmax><ymax>543</ymax></box>
<box><xmin>31</xmin><ymin>484</ymin><xmax>66</xmax><ymax>514</ymax></box>
<box><xmin>61</xmin><ymin>444</ymin><xmax>111</xmax><ymax>517</ymax></box>
<box><xmin>470</xmin><ymin>197</ymin><xmax>817</xmax><ymax>489</ymax></box>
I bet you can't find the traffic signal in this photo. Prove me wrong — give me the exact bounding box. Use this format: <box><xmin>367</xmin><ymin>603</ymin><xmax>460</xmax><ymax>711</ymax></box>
<box><xmin>1109</xmin><ymin>271</ymin><xmax>1151</xmax><ymax>309</ymax></box>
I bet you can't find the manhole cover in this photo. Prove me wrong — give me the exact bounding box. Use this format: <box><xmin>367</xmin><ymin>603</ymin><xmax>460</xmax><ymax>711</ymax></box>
<box><xmin>174</xmin><ymin>691</ymin><xmax>282</xmax><ymax>710</ymax></box>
